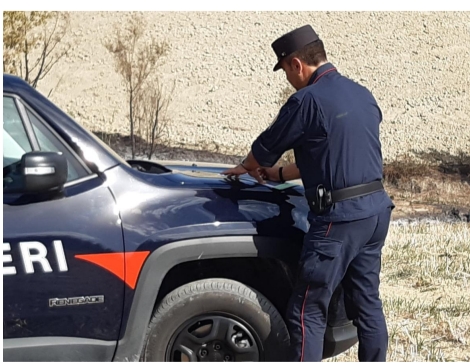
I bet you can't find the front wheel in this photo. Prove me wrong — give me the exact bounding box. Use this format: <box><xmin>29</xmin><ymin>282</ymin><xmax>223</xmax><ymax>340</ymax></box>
<box><xmin>143</xmin><ymin>278</ymin><xmax>290</xmax><ymax>362</ymax></box>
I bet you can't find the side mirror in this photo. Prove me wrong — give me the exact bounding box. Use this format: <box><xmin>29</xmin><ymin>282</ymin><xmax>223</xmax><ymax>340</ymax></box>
<box><xmin>22</xmin><ymin>151</ymin><xmax>68</xmax><ymax>193</ymax></box>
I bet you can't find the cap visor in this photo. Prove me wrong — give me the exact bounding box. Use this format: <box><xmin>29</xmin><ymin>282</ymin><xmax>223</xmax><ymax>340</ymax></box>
<box><xmin>273</xmin><ymin>61</ymin><xmax>282</xmax><ymax>72</ymax></box>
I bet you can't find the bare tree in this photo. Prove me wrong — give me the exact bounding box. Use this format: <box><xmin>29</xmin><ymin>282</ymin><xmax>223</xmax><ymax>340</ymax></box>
<box><xmin>104</xmin><ymin>14</ymin><xmax>169</xmax><ymax>159</ymax></box>
<box><xmin>135</xmin><ymin>79</ymin><xmax>175</xmax><ymax>159</ymax></box>
<box><xmin>3</xmin><ymin>11</ymin><xmax>72</xmax><ymax>88</ymax></box>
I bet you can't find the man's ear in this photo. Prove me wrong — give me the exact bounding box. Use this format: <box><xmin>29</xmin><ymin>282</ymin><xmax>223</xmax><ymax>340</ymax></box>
<box><xmin>291</xmin><ymin>57</ymin><xmax>303</xmax><ymax>73</ymax></box>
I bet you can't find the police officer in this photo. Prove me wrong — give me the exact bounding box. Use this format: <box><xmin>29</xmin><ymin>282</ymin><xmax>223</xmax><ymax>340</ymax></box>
<box><xmin>222</xmin><ymin>24</ymin><xmax>394</xmax><ymax>362</ymax></box>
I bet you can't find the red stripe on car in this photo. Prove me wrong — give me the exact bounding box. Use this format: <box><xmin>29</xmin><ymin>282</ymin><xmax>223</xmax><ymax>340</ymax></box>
<box><xmin>75</xmin><ymin>251</ymin><xmax>150</xmax><ymax>289</ymax></box>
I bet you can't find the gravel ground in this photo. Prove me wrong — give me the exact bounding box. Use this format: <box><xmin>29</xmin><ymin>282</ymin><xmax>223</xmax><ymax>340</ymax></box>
<box><xmin>37</xmin><ymin>11</ymin><xmax>470</xmax><ymax>162</ymax></box>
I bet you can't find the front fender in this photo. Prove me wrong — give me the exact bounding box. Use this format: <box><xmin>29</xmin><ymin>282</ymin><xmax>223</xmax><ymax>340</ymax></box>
<box><xmin>113</xmin><ymin>235</ymin><xmax>300</xmax><ymax>362</ymax></box>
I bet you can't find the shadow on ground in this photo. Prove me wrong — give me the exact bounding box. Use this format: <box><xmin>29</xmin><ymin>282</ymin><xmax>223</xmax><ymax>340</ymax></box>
<box><xmin>383</xmin><ymin>149</ymin><xmax>470</xmax><ymax>186</ymax></box>
<box><xmin>414</xmin><ymin>148</ymin><xmax>470</xmax><ymax>183</ymax></box>
<box><xmin>383</xmin><ymin>149</ymin><xmax>470</xmax><ymax>221</ymax></box>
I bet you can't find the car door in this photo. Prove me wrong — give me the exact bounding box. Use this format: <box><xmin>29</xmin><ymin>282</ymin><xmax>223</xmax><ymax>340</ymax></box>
<box><xmin>3</xmin><ymin>94</ymin><xmax>125</xmax><ymax>361</ymax></box>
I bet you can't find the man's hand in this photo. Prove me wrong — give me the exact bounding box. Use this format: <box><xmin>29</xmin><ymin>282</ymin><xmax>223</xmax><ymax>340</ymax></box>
<box><xmin>221</xmin><ymin>164</ymin><xmax>247</xmax><ymax>178</ymax></box>
<box><xmin>221</xmin><ymin>164</ymin><xmax>266</xmax><ymax>184</ymax></box>
<box><xmin>259</xmin><ymin>166</ymin><xmax>281</xmax><ymax>182</ymax></box>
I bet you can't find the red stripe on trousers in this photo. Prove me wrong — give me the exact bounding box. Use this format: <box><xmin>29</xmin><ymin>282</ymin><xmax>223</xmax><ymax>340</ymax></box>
<box><xmin>326</xmin><ymin>222</ymin><xmax>333</xmax><ymax>237</ymax></box>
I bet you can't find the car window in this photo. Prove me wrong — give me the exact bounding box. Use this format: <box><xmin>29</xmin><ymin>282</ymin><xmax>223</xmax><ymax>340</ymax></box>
<box><xmin>3</xmin><ymin>97</ymin><xmax>33</xmax><ymax>190</ymax></box>
<box><xmin>26</xmin><ymin>109</ymin><xmax>88</xmax><ymax>182</ymax></box>
<box><xmin>3</xmin><ymin>97</ymin><xmax>32</xmax><ymax>168</ymax></box>
<box><xmin>3</xmin><ymin>95</ymin><xmax>90</xmax><ymax>192</ymax></box>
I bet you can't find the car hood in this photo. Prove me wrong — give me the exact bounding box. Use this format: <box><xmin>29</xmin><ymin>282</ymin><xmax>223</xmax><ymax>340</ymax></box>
<box><xmin>116</xmin><ymin>159</ymin><xmax>310</xmax><ymax>246</ymax></box>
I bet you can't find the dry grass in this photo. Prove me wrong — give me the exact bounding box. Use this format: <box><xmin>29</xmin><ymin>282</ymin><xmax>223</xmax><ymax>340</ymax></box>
<box><xmin>382</xmin><ymin>152</ymin><xmax>470</xmax><ymax>219</ymax></box>
<box><xmin>385</xmin><ymin>177</ymin><xmax>470</xmax><ymax>220</ymax></box>
<box><xmin>327</xmin><ymin>222</ymin><xmax>470</xmax><ymax>362</ymax></box>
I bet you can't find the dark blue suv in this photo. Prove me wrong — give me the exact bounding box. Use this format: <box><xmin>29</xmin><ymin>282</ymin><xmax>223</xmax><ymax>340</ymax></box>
<box><xmin>3</xmin><ymin>74</ymin><xmax>357</xmax><ymax>362</ymax></box>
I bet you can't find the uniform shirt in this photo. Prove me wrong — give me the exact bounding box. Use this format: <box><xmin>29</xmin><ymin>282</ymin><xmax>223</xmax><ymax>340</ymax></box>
<box><xmin>251</xmin><ymin>63</ymin><xmax>394</xmax><ymax>222</ymax></box>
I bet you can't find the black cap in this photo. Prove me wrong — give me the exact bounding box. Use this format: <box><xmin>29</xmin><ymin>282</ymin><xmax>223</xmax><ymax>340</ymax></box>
<box><xmin>271</xmin><ymin>25</ymin><xmax>320</xmax><ymax>72</ymax></box>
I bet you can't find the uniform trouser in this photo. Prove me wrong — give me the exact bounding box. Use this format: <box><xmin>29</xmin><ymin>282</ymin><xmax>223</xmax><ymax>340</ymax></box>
<box><xmin>286</xmin><ymin>207</ymin><xmax>392</xmax><ymax>362</ymax></box>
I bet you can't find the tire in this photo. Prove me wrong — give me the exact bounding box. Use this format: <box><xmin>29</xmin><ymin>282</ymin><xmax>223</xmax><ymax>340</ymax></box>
<box><xmin>143</xmin><ymin>278</ymin><xmax>290</xmax><ymax>362</ymax></box>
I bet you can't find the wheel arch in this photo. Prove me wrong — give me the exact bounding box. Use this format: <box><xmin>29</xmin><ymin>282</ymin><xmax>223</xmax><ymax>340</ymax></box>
<box><xmin>113</xmin><ymin>235</ymin><xmax>300</xmax><ymax>362</ymax></box>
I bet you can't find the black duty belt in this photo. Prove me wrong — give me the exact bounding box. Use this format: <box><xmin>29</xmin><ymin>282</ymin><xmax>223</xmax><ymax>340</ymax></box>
<box><xmin>305</xmin><ymin>180</ymin><xmax>384</xmax><ymax>215</ymax></box>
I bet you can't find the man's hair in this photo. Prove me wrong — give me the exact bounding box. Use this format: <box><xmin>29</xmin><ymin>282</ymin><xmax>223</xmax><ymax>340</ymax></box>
<box><xmin>288</xmin><ymin>40</ymin><xmax>327</xmax><ymax>67</ymax></box>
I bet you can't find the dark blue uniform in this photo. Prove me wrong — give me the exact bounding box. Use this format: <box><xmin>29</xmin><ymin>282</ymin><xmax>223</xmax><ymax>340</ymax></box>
<box><xmin>252</xmin><ymin>63</ymin><xmax>394</xmax><ymax>361</ymax></box>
